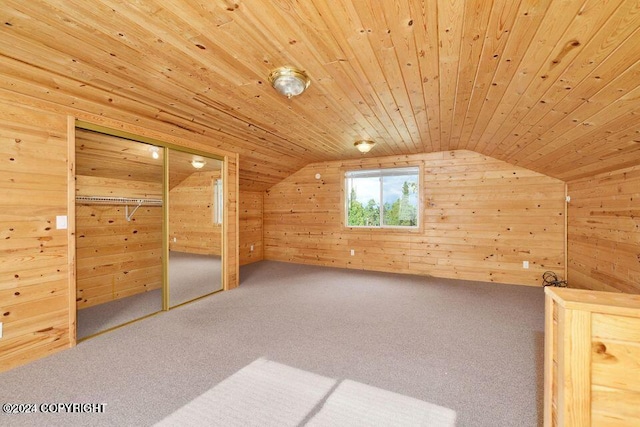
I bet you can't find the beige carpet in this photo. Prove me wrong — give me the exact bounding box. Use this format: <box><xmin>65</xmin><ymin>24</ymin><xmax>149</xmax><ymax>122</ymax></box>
<box><xmin>157</xmin><ymin>358</ymin><xmax>457</xmax><ymax>427</ymax></box>
<box><xmin>155</xmin><ymin>358</ymin><xmax>336</xmax><ymax>426</ymax></box>
<box><xmin>0</xmin><ymin>261</ymin><xmax>543</xmax><ymax>426</ymax></box>
<box><xmin>308</xmin><ymin>380</ymin><xmax>456</xmax><ymax>426</ymax></box>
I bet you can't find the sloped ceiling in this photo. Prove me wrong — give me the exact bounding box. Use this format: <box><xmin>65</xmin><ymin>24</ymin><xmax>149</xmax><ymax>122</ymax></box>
<box><xmin>1</xmin><ymin>0</ymin><xmax>639</xmax><ymax>191</ymax></box>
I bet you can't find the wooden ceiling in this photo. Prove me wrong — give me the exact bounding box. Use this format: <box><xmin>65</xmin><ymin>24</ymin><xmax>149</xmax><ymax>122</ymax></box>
<box><xmin>2</xmin><ymin>1</ymin><xmax>639</xmax><ymax>190</ymax></box>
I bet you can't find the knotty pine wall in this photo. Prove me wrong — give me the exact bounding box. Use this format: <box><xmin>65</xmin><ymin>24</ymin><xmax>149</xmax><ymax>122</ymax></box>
<box><xmin>567</xmin><ymin>165</ymin><xmax>640</xmax><ymax>294</ymax></box>
<box><xmin>0</xmin><ymin>90</ymin><xmax>239</xmax><ymax>373</ymax></box>
<box><xmin>0</xmin><ymin>101</ymin><xmax>71</xmax><ymax>371</ymax></box>
<box><xmin>169</xmin><ymin>171</ymin><xmax>222</xmax><ymax>256</ymax></box>
<box><xmin>239</xmin><ymin>191</ymin><xmax>264</xmax><ymax>266</ymax></box>
<box><xmin>76</xmin><ymin>176</ymin><xmax>163</xmax><ymax>309</ymax></box>
<box><xmin>264</xmin><ymin>151</ymin><xmax>566</xmax><ymax>286</ymax></box>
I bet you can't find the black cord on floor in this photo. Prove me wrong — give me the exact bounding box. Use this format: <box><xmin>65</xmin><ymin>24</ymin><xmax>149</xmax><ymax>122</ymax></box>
<box><xmin>542</xmin><ymin>271</ymin><xmax>568</xmax><ymax>287</ymax></box>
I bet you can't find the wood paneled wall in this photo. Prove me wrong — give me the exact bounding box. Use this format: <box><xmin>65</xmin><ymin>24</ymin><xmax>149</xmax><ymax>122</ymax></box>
<box><xmin>0</xmin><ymin>101</ymin><xmax>71</xmax><ymax>372</ymax></box>
<box><xmin>239</xmin><ymin>191</ymin><xmax>264</xmax><ymax>266</ymax></box>
<box><xmin>0</xmin><ymin>88</ymin><xmax>239</xmax><ymax>372</ymax></box>
<box><xmin>169</xmin><ymin>171</ymin><xmax>221</xmax><ymax>256</ymax></box>
<box><xmin>568</xmin><ymin>165</ymin><xmax>640</xmax><ymax>294</ymax></box>
<box><xmin>265</xmin><ymin>151</ymin><xmax>566</xmax><ymax>286</ymax></box>
<box><xmin>75</xmin><ymin>176</ymin><xmax>162</xmax><ymax>309</ymax></box>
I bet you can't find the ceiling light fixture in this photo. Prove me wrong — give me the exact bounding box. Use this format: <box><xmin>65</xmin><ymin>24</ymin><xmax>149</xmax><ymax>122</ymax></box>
<box><xmin>149</xmin><ymin>146</ymin><xmax>160</xmax><ymax>159</ymax></box>
<box><xmin>191</xmin><ymin>159</ymin><xmax>206</xmax><ymax>169</ymax></box>
<box><xmin>354</xmin><ymin>140</ymin><xmax>375</xmax><ymax>153</ymax></box>
<box><xmin>268</xmin><ymin>66</ymin><xmax>310</xmax><ymax>99</ymax></box>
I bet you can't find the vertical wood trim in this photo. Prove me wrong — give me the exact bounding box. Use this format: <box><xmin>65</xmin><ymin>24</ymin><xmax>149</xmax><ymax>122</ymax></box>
<box><xmin>558</xmin><ymin>308</ymin><xmax>591</xmax><ymax>426</ymax></box>
<box><xmin>544</xmin><ymin>292</ymin><xmax>555</xmax><ymax>427</ymax></box>
<box><xmin>564</xmin><ymin>183</ymin><xmax>568</xmax><ymax>283</ymax></box>
<box><xmin>222</xmin><ymin>155</ymin><xmax>229</xmax><ymax>291</ymax></box>
<box><xmin>162</xmin><ymin>147</ymin><xmax>169</xmax><ymax>311</ymax></box>
<box><xmin>261</xmin><ymin>190</ymin><xmax>265</xmax><ymax>263</ymax></box>
<box><xmin>234</xmin><ymin>154</ymin><xmax>240</xmax><ymax>286</ymax></box>
<box><xmin>67</xmin><ymin>116</ymin><xmax>77</xmax><ymax>347</ymax></box>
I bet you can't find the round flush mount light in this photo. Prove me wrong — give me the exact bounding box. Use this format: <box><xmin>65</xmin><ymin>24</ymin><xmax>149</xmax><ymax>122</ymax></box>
<box><xmin>149</xmin><ymin>146</ymin><xmax>160</xmax><ymax>159</ymax></box>
<box><xmin>354</xmin><ymin>140</ymin><xmax>376</xmax><ymax>153</ymax></box>
<box><xmin>268</xmin><ymin>66</ymin><xmax>310</xmax><ymax>99</ymax></box>
<box><xmin>191</xmin><ymin>159</ymin><xmax>206</xmax><ymax>169</ymax></box>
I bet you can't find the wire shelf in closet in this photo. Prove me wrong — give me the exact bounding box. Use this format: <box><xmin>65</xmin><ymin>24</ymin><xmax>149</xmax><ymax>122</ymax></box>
<box><xmin>75</xmin><ymin>196</ymin><xmax>163</xmax><ymax>221</ymax></box>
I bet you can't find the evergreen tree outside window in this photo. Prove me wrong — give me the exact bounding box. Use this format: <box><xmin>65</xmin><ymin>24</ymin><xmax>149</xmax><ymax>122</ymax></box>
<box><xmin>345</xmin><ymin>167</ymin><xmax>419</xmax><ymax>228</ymax></box>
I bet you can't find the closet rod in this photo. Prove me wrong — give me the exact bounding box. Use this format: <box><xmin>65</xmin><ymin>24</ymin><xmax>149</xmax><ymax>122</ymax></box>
<box><xmin>75</xmin><ymin>196</ymin><xmax>163</xmax><ymax>222</ymax></box>
<box><xmin>75</xmin><ymin>196</ymin><xmax>163</xmax><ymax>205</ymax></box>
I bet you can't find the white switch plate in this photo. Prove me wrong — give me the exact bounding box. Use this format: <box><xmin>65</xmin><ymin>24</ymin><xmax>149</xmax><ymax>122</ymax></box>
<box><xmin>350</xmin><ymin>249</ymin><xmax>355</xmax><ymax>256</ymax></box>
<box><xmin>250</xmin><ymin>245</ymin><xmax>254</xmax><ymax>252</ymax></box>
<box><xmin>0</xmin><ymin>322</ymin><xmax>3</xmax><ymax>339</ymax></box>
<box><xmin>523</xmin><ymin>261</ymin><xmax>529</xmax><ymax>269</ymax></box>
<box><xmin>56</xmin><ymin>215</ymin><xmax>68</xmax><ymax>230</ymax></box>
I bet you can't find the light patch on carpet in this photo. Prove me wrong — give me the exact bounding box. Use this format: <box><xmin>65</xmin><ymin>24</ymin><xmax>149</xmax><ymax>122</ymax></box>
<box><xmin>156</xmin><ymin>358</ymin><xmax>457</xmax><ymax>426</ymax></box>
<box><xmin>307</xmin><ymin>379</ymin><xmax>457</xmax><ymax>426</ymax></box>
<box><xmin>154</xmin><ymin>358</ymin><xmax>336</xmax><ymax>427</ymax></box>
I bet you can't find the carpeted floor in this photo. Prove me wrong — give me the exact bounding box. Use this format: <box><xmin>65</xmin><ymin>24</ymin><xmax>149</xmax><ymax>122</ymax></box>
<box><xmin>77</xmin><ymin>289</ymin><xmax>163</xmax><ymax>340</ymax></box>
<box><xmin>168</xmin><ymin>251</ymin><xmax>222</xmax><ymax>306</ymax></box>
<box><xmin>0</xmin><ymin>261</ymin><xmax>545</xmax><ymax>426</ymax></box>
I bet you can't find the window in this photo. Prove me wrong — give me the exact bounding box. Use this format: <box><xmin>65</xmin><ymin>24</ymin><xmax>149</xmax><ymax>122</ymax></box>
<box><xmin>345</xmin><ymin>167</ymin><xmax>420</xmax><ymax>228</ymax></box>
<box><xmin>213</xmin><ymin>178</ymin><xmax>223</xmax><ymax>225</ymax></box>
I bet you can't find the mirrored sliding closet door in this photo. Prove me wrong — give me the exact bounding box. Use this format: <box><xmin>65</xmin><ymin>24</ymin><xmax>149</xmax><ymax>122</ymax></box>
<box><xmin>167</xmin><ymin>149</ymin><xmax>223</xmax><ymax>307</ymax></box>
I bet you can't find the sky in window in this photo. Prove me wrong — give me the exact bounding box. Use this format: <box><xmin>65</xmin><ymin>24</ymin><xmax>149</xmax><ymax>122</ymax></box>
<box><xmin>351</xmin><ymin>175</ymin><xmax>418</xmax><ymax>205</ymax></box>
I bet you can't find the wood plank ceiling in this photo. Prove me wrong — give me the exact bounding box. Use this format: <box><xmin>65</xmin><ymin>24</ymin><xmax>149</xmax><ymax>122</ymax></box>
<box><xmin>1</xmin><ymin>0</ymin><xmax>639</xmax><ymax>191</ymax></box>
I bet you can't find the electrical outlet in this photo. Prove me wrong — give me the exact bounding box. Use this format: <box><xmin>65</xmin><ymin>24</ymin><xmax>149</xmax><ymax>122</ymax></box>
<box><xmin>173</xmin><ymin>237</ymin><xmax>177</xmax><ymax>242</ymax></box>
<box><xmin>350</xmin><ymin>249</ymin><xmax>355</xmax><ymax>256</ymax></box>
<box><xmin>0</xmin><ymin>322</ymin><xmax>3</xmax><ymax>339</ymax></box>
<box><xmin>523</xmin><ymin>261</ymin><xmax>529</xmax><ymax>269</ymax></box>
<box><xmin>250</xmin><ymin>245</ymin><xmax>254</xmax><ymax>252</ymax></box>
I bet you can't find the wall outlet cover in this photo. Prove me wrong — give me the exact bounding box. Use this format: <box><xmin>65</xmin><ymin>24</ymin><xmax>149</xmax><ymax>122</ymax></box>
<box><xmin>56</xmin><ymin>215</ymin><xmax>68</xmax><ymax>230</ymax></box>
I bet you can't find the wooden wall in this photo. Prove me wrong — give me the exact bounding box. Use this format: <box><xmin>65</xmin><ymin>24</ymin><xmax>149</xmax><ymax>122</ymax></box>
<box><xmin>0</xmin><ymin>101</ymin><xmax>71</xmax><ymax>372</ymax></box>
<box><xmin>239</xmin><ymin>191</ymin><xmax>264</xmax><ymax>266</ymax></box>
<box><xmin>75</xmin><ymin>176</ymin><xmax>163</xmax><ymax>309</ymax></box>
<box><xmin>0</xmin><ymin>90</ymin><xmax>239</xmax><ymax>372</ymax></box>
<box><xmin>169</xmin><ymin>171</ymin><xmax>221</xmax><ymax>256</ymax></box>
<box><xmin>567</xmin><ymin>165</ymin><xmax>640</xmax><ymax>294</ymax></box>
<box><xmin>264</xmin><ymin>150</ymin><xmax>566</xmax><ymax>286</ymax></box>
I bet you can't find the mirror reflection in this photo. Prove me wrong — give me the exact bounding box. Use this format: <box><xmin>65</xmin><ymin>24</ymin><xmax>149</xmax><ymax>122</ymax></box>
<box><xmin>168</xmin><ymin>149</ymin><xmax>223</xmax><ymax>306</ymax></box>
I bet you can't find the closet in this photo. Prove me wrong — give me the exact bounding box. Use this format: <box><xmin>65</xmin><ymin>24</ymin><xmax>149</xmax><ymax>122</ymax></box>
<box><xmin>75</xmin><ymin>129</ymin><xmax>164</xmax><ymax>338</ymax></box>
<box><xmin>74</xmin><ymin>128</ymin><xmax>224</xmax><ymax>339</ymax></box>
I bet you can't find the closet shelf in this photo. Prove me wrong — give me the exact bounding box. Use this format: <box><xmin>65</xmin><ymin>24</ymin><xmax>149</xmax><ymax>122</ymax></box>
<box><xmin>76</xmin><ymin>196</ymin><xmax>163</xmax><ymax>221</ymax></box>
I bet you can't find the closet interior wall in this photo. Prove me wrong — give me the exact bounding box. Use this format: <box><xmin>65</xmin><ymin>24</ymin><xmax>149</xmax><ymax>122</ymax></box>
<box><xmin>75</xmin><ymin>130</ymin><xmax>163</xmax><ymax>309</ymax></box>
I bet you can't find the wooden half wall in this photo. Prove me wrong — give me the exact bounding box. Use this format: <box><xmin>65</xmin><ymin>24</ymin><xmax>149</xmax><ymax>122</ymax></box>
<box><xmin>264</xmin><ymin>150</ymin><xmax>566</xmax><ymax>286</ymax></box>
<box><xmin>567</xmin><ymin>165</ymin><xmax>640</xmax><ymax>294</ymax></box>
<box><xmin>0</xmin><ymin>92</ymin><xmax>239</xmax><ymax>373</ymax></box>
